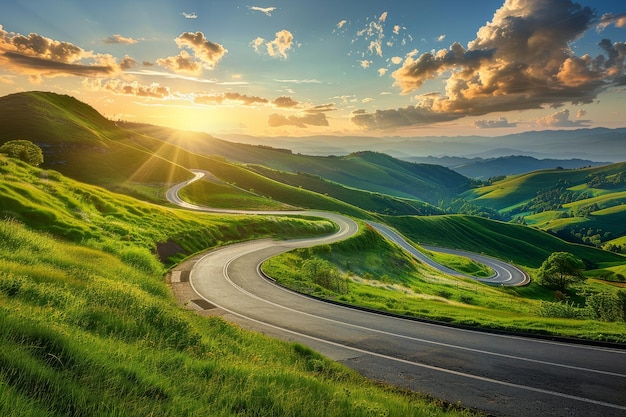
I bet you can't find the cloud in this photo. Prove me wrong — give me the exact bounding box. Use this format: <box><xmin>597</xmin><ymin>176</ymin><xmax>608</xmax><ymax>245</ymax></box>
<box><xmin>84</xmin><ymin>78</ymin><xmax>170</xmax><ymax>98</ymax></box>
<box><xmin>175</xmin><ymin>32</ymin><xmax>227</xmax><ymax>68</ymax></box>
<box><xmin>535</xmin><ymin>109</ymin><xmax>590</xmax><ymax>127</ymax></box>
<box><xmin>472</xmin><ymin>117</ymin><xmax>516</xmax><ymax>128</ymax></box>
<box><xmin>156</xmin><ymin>50</ymin><xmax>202</xmax><ymax>76</ymax></box>
<box><xmin>181</xmin><ymin>12</ymin><xmax>198</xmax><ymax>19</ymax></box>
<box><xmin>307</xmin><ymin>103</ymin><xmax>337</xmax><ymax>113</ymax></box>
<box><xmin>379</xmin><ymin>12</ymin><xmax>388</xmax><ymax>22</ymax></box>
<box><xmin>119</xmin><ymin>55</ymin><xmax>137</xmax><ymax>70</ymax></box>
<box><xmin>195</xmin><ymin>92</ymin><xmax>268</xmax><ymax>106</ymax></box>
<box><xmin>378</xmin><ymin>68</ymin><xmax>388</xmax><ymax>76</ymax></box>
<box><xmin>356</xmin><ymin>0</ymin><xmax>626</xmax><ymax>130</ymax></box>
<box><xmin>350</xmin><ymin>103</ymin><xmax>459</xmax><ymax>129</ymax></box>
<box><xmin>155</xmin><ymin>32</ymin><xmax>227</xmax><ymax>76</ymax></box>
<box><xmin>272</xmin><ymin>96</ymin><xmax>299</xmax><ymax>108</ymax></box>
<box><xmin>102</xmin><ymin>34</ymin><xmax>138</xmax><ymax>44</ymax></box>
<box><xmin>0</xmin><ymin>26</ymin><xmax>118</xmax><ymax>80</ymax></box>
<box><xmin>437</xmin><ymin>34</ymin><xmax>446</xmax><ymax>42</ymax></box>
<box><xmin>576</xmin><ymin>108</ymin><xmax>587</xmax><ymax>118</ymax></box>
<box><xmin>267</xmin><ymin>29</ymin><xmax>294</xmax><ymax>58</ymax></box>
<box><xmin>248</xmin><ymin>6</ymin><xmax>276</xmax><ymax>17</ymax></box>
<box><xmin>252</xmin><ymin>29</ymin><xmax>294</xmax><ymax>59</ymax></box>
<box><xmin>274</xmin><ymin>78</ymin><xmax>322</xmax><ymax>84</ymax></box>
<box><xmin>337</xmin><ymin>20</ymin><xmax>347</xmax><ymax>30</ymax></box>
<box><xmin>359</xmin><ymin>60</ymin><xmax>371</xmax><ymax>69</ymax></box>
<box><xmin>267</xmin><ymin>112</ymin><xmax>328</xmax><ymax>128</ymax></box>
<box><xmin>0</xmin><ymin>75</ymin><xmax>14</xmax><ymax>84</ymax></box>
<box><xmin>597</xmin><ymin>13</ymin><xmax>626</xmax><ymax>31</ymax></box>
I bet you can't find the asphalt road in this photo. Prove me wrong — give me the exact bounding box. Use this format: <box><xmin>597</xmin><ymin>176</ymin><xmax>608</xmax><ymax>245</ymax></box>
<box><xmin>167</xmin><ymin>171</ymin><xmax>626</xmax><ymax>417</ymax></box>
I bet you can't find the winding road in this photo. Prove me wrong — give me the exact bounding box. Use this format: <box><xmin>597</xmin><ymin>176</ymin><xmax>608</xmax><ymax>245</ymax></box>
<box><xmin>167</xmin><ymin>170</ymin><xmax>625</xmax><ymax>417</ymax></box>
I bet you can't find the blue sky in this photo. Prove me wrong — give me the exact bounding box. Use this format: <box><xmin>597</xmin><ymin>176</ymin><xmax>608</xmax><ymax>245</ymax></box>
<box><xmin>1</xmin><ymin>0</ymin><xmax>625</xmax><ymax>137</ymax></box>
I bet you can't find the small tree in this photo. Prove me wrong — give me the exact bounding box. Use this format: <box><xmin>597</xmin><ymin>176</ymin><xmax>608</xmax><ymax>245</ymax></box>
<box><xmin>0</xmin><ymin>140</ymin><xmax>44</xmax><ymax>166</ymax></box>
<box><xmin>537</xmin><ymin>252</ymin><xmax>585</xmax><ymax>291</ymax></box>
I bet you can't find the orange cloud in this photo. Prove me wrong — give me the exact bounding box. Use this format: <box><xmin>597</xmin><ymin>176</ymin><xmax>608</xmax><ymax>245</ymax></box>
<box><xmin>355</xmin><ymin>0</ymin><xmax>626</xmax><ymax>129</ymax></box>
<box><xmin>156</xmin><ymin>50</ymin><xmax>202</xmax><ymax>76</ymax></box>
<box><xmin>0</xmin><ymin>25</ymin><xmax>118</xmax><ymax>79</ymax></box>
<box><xmin>194</xmin><ymin>92</ymin><xmax>268</xmax><ymax>106</ymax></box>
<box><xmin>175</xmin><ymin>32</ymin><xmax>227</xmax><ymax>68</ymax></box>
<box><xmin>85</xmin><ymin>79</ymin><xmax>170</xmax><ymax>98</ymax></box>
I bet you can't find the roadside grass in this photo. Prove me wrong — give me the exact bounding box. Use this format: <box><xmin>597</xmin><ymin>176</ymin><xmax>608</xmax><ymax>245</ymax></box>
<box><xmin>0</xmin><ymin>161</ymin><xmax>481</xmax><ymax>416</ymax></box>
<box><xmin>0</xmin><ymin>158</ymin><xmax>335</xmax><ymax>264</ymax></box>
<box><xmin>424</xmin><ymin>250</ymin><xmax>494</xmax><ymax>278</ymax></box>
<box><xmin>262</xmin><ymin>223</ymin><xmax>626</xmax><ymax>343</ymax></box>
<box><xmin>178</xmin><ymin>176</ymin><xmax>293</xmax><ymax>210</ymax></box>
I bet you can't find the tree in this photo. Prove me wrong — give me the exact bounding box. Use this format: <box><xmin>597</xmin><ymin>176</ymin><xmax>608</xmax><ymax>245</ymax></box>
<box><xmin>0</xmin><ymin>140</ymin><xmax>44</xmax><ymax>166</ymax></box>
<box><xmin>537</xmin><ymin>252</ymin><xmax>585</xmax><ymax>291</ymax></box>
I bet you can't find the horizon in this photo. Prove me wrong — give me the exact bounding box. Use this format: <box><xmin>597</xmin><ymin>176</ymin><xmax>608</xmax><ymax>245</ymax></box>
<box><xmin>1</xmin><ymin>0</ymin><xmax>625</xmax><ymax>139</ymax></box>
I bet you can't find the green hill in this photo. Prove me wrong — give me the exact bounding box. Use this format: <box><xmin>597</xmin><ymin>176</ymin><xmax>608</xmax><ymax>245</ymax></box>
<box><xmin>383</xmin><ymin>214</ymin><xmax>626</xmax><ymax>270</ymax></box>
<box><xmin>463</xmin><ymin>164</ymin><xmax>626</xmax><ymax>248</ymax></box>
<box><xmin>124</xmin><ymin>123</ymin><xmax>471</xmax><ymax>204</ymax></box>
<box><xmin>0</xmin><ymin>91</ymin><xmax>193</xmax><ymax>189</ymax></box>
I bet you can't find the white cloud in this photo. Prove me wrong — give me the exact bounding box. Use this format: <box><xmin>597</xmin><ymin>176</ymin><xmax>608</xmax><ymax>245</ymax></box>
<box><xmin>181</xmin><ymin>12</ymin><xmax>198</xmax><ymax>19</ymax></box>
<box><xmin>248</xmin><ymin>6</ymin><xmax>276</xmax><ymax>17</ymax></box>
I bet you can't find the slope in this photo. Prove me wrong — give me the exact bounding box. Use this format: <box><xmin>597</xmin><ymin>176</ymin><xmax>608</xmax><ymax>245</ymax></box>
<box><xmin>124</xmin><ymin>123</ymin><xmax>472</xmax><ymax>204</ymax></box>
<box><xmin>0</xmin><ymin>91</ymin><xmax>192</xmax><ymax>189</ymax></box>
<box><xmin>463</xmin><ymin>163</ymin><xmax>626</xmax><ymax>247</ymax></box>
<box><xmin>383</xmin><ymin>214</ymin><xmax>626</xmax><ymax>270</ymax></box>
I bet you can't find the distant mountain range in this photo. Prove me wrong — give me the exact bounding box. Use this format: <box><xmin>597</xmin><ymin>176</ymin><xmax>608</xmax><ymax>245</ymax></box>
<box><xmin>220</xmin><ymin>127</ymin><xmax>626</xmax><ymax>164</ymax></box>
<box><xmin>400</xmin><ymin>155</ymin><xmax>609</xmax><ymax>180</ymax></box>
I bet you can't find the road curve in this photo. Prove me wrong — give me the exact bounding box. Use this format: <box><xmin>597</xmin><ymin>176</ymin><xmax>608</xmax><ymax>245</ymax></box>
<box><xmin>167</xmin><ymin>171</ymin><xmax>626</xmax><ymax>417</ymax></box>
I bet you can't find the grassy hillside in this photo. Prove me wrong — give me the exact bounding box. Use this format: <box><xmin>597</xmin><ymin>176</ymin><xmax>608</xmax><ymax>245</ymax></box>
<box><xmin>464</xmin><ymin>163</ymin><xmax>626</xmax><ymax>248</ymax></box>
<box><xmin>382</xmin><ymin>214</ymin><xmax>625</xmax><ymax>270</ymax></box>
<box><xmin>124</xmin><ymin>123</ymin><xmax>471</xmax><ymax>204</ymax></box>
<box><xmin>0</xmin><ymin>92</ymin><xmax>194</xmax><ymax>192</ymax></box>
<box><xmin>248</xmin><ymin>164</ymin><xmax>442</xmax><ymax>216</ymax></box>
<box><xmin>0</xmin><ymin>159</ymin><xmax>478</xmax><ymax>416</ymax></box>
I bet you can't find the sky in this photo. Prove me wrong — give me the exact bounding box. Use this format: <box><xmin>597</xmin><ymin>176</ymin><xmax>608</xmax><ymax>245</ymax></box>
<box><xmin>1</xmin><ymin>0</ymin><xmax>625</xmax><ymax>138</ymax></box>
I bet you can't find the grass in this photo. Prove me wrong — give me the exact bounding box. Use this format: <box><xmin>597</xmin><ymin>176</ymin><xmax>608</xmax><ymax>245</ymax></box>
<box><xmin>247</xmin><ymin>164</ymin><xmax>442</xmax><ymax>215</ymax></box>
<box><xmin>382</xmin><ymin>214</ymin><xmax>626</xmax><ymax>269</ymax></box>
<box><xmin>262</xmin><ymin>221</ymin><xmax>626</xmax><ymax>343</ymax></box>
<box><xmin>0</xmin><ymin>158</ymin><xmax>482</xmax><ymax>416</ymax></box>
<box><xmin>178</xmin><ymin>176</ymin><xmax>294</xmax><ymax>210</ymax></box>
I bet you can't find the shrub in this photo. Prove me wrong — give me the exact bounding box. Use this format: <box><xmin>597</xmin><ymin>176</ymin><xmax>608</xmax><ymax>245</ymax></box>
<box><xmin>0</xmin><ymin>140</ymin><xmax>44</xmax><ymax>166</ymax></box>
<box><xmin>585</xmin><ymin>292</ymin><xmax>622</xmax><ymax>322</ymax></box>
<box><xmin>537</xmin><ymin>301</ymin><xmax>586</xmax><ymax>319</ymax></box>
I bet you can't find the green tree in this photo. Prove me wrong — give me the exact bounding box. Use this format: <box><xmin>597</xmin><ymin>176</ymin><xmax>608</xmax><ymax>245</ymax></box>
<box><xmin>537</xmin><ymin>252</ymin><xmax>585</xmax><ymax>291</ymax></box>
<box><xmin>0</xmin><ymin>140</ymin><xmax>44</xmax><ymax>166</ymax></box>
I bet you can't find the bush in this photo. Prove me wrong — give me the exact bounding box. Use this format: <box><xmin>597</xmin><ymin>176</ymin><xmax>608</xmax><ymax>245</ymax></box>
<box><xmin>537</xmin><ymin>301</ymin><xmax>586</xmax><ymax>319</ymax></box>
<box><xmin>0</xmin><ymin>140</ymin><xmax>44</xmax><ymax>166</ymax></box>
<box><xmin>585</xmin><ymin>292</ymin><xmax>622</xmax><ymax>322</ymax></box>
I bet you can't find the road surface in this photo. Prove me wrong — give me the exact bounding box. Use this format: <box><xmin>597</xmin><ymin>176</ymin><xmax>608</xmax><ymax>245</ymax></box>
<box><xmin>167</xmin><ymin>171</ymin><xmax>626</xmax><ymax>417</ymax></box>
